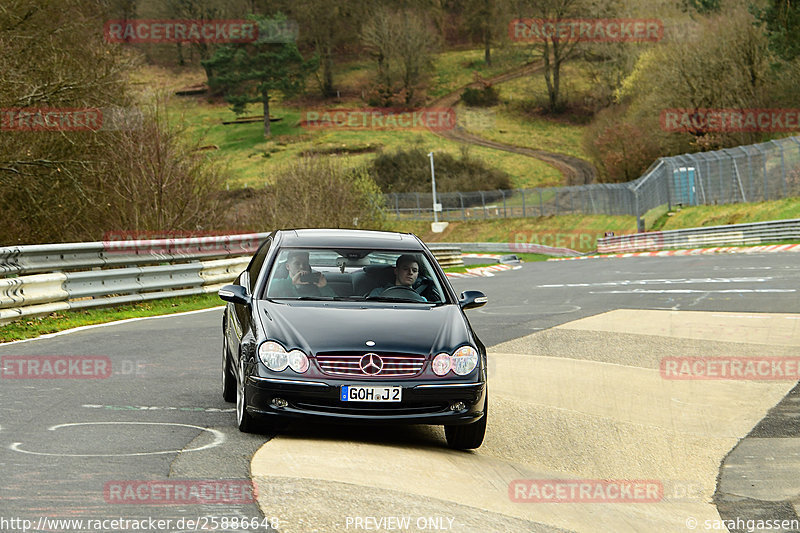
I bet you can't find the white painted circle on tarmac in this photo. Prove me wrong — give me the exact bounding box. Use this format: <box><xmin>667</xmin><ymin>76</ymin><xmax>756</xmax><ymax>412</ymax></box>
<box><xmin>9</xmin><ymin>421</ymin><xmax>225</xmax><ymax>457</ymax></box>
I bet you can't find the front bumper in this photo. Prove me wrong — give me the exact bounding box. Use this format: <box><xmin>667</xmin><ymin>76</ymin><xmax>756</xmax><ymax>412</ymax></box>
<box><xmin>245</xmin><ymin>375</ymin><xmax>486</xmax><ymax>425</ymax></box>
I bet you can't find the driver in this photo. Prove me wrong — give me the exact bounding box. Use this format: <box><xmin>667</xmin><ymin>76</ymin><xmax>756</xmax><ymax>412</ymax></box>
<box><xmin>368</xmin><ymin>254</ymin><xmax>427</xmax><ymax>300</ymax></box>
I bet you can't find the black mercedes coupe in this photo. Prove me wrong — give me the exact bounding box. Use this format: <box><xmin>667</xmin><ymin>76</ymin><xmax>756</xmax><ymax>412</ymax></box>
<box><xmin>218</xmin><ymin>229</ymin><xmax>488</xmax><ymax>449</ymax></box>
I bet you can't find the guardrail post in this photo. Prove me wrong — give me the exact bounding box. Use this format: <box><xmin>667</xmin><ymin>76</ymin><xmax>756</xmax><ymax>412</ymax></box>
<box><xmin>538</xmin><ymin>188</ymin><xmax>544</xmax><ymax>216</ymax></box>
<box><xmin>771</xmin><ymin>140</ymin><xmax>787</xmax><ymax>199</ymax></box>
<box><xmin>634</xmin><ymin>189</ymin><xmax>644</xmax><ymax>232</ymax></box>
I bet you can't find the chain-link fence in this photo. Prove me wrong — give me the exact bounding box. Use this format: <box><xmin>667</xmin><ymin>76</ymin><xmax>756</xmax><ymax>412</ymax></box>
<box><xmin>387</xmin><ymin>136</ymin><xmax>800</xmax><ymax>228</ymax></box>
<box><xmin>386</xmin><ymin>183</ymin><xmax>636</xmax><ymax>221</ymax></box>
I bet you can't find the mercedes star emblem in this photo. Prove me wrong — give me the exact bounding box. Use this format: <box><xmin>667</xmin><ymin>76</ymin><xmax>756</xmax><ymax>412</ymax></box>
<box><xmin>359</xmin><ymin>353</ymin><xmax>383</xmax><ymax>375</ymax></box>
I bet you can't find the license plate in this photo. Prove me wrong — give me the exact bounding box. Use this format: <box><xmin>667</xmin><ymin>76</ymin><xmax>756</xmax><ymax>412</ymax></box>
<box><xmin>340</xmin><ymin>385</ymin><xmax>402</xmax><ymax>402</ymax></box>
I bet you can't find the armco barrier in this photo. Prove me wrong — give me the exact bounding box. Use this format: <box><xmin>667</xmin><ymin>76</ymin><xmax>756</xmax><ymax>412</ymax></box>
<box><xmin>0</xmin><ymin>257</ymin><xmax>250</xmax><ymax>324</ymax></box>
<box><xmin>0</xmin><ymin>233</ymin><xmax>268</xmax><ymax>276</ymax></box>
<box><xmin>443</xmin><ymin>242</ymin><xmax>581</xmax><ymax>257</ymax></box>
<box><xmin>426</xmin><ymin>245</ymin><xmax>464</xmax><ymax>267</ymax></box>
<box><xmin>597</xmin><ymin>218</ymin><xmax>800</xmax><ymax>253</ymax></box>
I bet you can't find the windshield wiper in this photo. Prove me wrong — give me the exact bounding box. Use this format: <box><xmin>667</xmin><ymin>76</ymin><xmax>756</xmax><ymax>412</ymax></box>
<box><xmin>364</xmin><ymin>295</ymin><xmax>430</xmax><ymax>303</ymax></box>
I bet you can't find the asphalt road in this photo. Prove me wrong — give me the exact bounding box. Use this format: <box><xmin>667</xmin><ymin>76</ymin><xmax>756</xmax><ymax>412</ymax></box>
<box><xmin>0</xmin><ymin>252</ymin><xmax>798</xmax><ymax>532</ymax></box>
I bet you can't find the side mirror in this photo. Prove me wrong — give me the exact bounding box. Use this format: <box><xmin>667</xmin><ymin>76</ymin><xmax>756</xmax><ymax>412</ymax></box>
<box><xmin>459</xmin><ymin>290</ymin><xmax>487</xmax><ymax>310</ymax></box>
<box><xmin>218</xmin><ymin>284</ymin><xmax>251</xmax><ymax>306</ymax></box>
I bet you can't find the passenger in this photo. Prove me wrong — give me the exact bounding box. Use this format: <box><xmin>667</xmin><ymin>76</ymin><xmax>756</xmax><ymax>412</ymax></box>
<box><xmin>270</xmin><ymin>251</ymin><xmax>335</xmax><ymax>298</ymax></box>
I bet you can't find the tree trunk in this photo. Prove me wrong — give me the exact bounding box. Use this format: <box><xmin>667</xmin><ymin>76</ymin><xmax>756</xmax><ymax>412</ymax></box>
<box><xmin>262</xmin><ymin>89</ymin><xmax>271</xmax><ymax>138</ymax></box>
<box><xmin>322</xmin><ymin>42</ymin><xmax>335</xmax><ymax>97</ymax></box>
<box><xmin>484</xmin><ymin>28</ymin><xmax>492</xmax><ymax>66</ymax></box>
<box><xmin>542</xmin><ymin>40</ymin><xmax>556</xmax><ymax>111</ymax></box>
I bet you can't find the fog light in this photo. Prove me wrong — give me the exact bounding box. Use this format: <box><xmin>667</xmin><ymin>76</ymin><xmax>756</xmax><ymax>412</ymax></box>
<box><xmin>450</xmin><ymin>401</ymin><xmax>466</xmax><ymax>411</ymax></box>
<box><xmin>271</xmin><ymin>398</ymin><xmax>288</xmax><ymax>408</ymax></box>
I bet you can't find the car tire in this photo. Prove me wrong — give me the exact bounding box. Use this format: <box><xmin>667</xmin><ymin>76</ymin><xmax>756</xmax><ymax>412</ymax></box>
<box><xmin>444</xmin><ymin>391</ymin><xmax>487</xmax><ymax>450</ymax></box>
<box><xmin>236</xmin><ymin>360</ymin><xmax>258</xmax><ymax>433</ymax></box>
<box><xmin>222</xmin><ymin>332</ymin><xmax>236</xmax><ymax>403</ymax></box>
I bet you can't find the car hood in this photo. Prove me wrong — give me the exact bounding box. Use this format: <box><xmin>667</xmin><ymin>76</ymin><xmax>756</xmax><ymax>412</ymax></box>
<box><xmin>257</xmin><ymin>301</ymin><xmax>473</xmax><ymax>356</ymax></box>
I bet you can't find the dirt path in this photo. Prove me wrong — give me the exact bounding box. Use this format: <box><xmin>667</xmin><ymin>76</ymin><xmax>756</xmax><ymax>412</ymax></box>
<box><xmin>429</xmin><ymin>61</ymin><xmax>597</xmax><ymax>186</ymax></box>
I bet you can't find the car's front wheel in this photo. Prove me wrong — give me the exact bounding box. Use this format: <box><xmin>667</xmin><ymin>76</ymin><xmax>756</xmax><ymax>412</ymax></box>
<box><xmin>444</xmin><ymin>391</ymin><xmax>487</xmax><ymax>450</ymax></box>
<box><xmin>236</xmin><ymin>360</ymin><xmax>258</xmax><ymax>433</ymax></box>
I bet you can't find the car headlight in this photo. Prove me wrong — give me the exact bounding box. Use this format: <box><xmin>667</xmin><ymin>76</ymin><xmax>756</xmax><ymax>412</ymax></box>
<box><xmin>259</xmin><ymin>341</ymin><xmax>288</xmax><ymax>371</ymax></box>
<box><xmin>287</xmin><ymin>349</ymin><xmax>309</xmax><ymax>374</ymax></box>
<box><xmin>431</xmin><ymin>353</ymin><xmax>452</xmax><ymax>376</ymax></box>
<box><xmin>259</xmin><ymin>342</ymin><xmax>309</xmax><ymax>373</ymax></box>
<box><xmin>451</xmin><ymin>346</ymin><xmax>478</xmax><ymax>376</ymax></box>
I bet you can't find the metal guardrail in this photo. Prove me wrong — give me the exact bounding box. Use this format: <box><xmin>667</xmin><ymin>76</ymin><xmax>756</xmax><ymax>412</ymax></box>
<box><xmin>0</xmin><ymin>257</ymin><xmax>250</xmax><ymax>324</ymax></box>
<box><xmin>597</xmin><ymin>218</ymin><xmax>800</xmax><ymax>253</ymax></box>
<box><xmin>0</xmin><ymin>233</ymin><xmax>268</xmax><ymax>276</ymax></box>
<box><xmin>444</xmin><ymin>242</ymin><xmax>581</xmax><ymax>257</ymax></box>
<box><xmin>426</xmin><ymin>245</ymin><xmax>464</xmax><ymax>267</ymax></box>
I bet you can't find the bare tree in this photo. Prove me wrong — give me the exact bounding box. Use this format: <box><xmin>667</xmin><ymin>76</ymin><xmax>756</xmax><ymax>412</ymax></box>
<box><xmin>514</xmin><ymin>0</ymin><xmax>616</xmax><ymax>112</ymax></box>
<box><xmin>463</xmin><ymin>0</ymin><xmax>512</xmax><ymax>66</ymax></box>
<box><xmin>618</xmin><ymin>8</ymin><xmax>773</xmax><ymax>150</ymax></box>
<box><xmin>361</xmin><ymin>6</ymin><xmax>439</xmax><ymax>105</ymax></box>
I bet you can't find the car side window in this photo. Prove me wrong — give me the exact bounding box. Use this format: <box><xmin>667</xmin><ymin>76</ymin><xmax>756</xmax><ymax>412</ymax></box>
<box><xmin>247</xmin><ymin>238</ymin><xmax>272</xmax><ymax>294</ymax></box>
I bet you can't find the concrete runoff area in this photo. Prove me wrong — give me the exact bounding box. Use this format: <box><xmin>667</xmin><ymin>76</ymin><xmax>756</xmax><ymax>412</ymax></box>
<box><xmin>251</xmin><ymin>310</ymin><xmax>800</xmax><ymax>532</ymax></box>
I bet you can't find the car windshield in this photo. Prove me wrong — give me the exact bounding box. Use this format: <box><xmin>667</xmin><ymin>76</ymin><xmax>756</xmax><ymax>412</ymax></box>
<box><xmin>264</xmin><ymin>247</ymin><xmax>447</xmax><ymax>303</ymax></box>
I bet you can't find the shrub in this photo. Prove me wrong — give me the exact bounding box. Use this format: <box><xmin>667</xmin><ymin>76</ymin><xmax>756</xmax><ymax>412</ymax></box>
<box><xmin>582</xmin><ymin>107</ymin><xmax>662</xmax><ymax>184</ymax></box>
<box><xmin>242</xmin><ymin>157</ymin><xmax>387</xmax><ymax>231</ymax></box>
<box><xmin>460</xmin><ymin>84</ymin><xmax>499</xmax><ymax>107</ymax></box>
<box><xmin>368</xmin><ymin>147</ymin><xmax>511</xmax><ymax>193</ymax></box>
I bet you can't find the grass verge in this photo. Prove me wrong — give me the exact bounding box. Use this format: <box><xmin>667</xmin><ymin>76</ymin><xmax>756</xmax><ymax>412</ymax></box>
<box><xmin>0</xmin><ymin>293</ymin><xmax>223</xmax><ymax>343</ymax></box>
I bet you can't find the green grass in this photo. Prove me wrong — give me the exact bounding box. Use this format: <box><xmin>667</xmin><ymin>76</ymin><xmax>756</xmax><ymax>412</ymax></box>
<box><xmin>167</xmin><ymin>93</ymin><xmax>562</xmax><ymax>188</ymax></box>
<box><xmin>387</xmin><ymin>215</ymin><xmax>638</xmax><ymax>252</ymax></box>
<box><xmin>660</xmin><ymin>197</ymin><xmax>800</xmax><ymax>230</ymax></box>
<box><xmin>148</xmin><ymin>43</ymin><xmax>589</xmax><ymax>189</ymax></box>
<box><xmin>0</xmin><ymin>293</ymin><xmax>223</xmax><ymax>343</ymax></box>
<box><xmin>427</xmin><ymin>46</ymin><xmax>532</xmax><ymax>100</ymax></box>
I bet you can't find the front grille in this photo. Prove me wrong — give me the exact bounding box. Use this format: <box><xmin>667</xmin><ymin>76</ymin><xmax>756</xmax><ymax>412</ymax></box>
<box><xmin>315</xmin><ymin>353</ymin><xmax>426</xmax><ymax>378</ymax></box>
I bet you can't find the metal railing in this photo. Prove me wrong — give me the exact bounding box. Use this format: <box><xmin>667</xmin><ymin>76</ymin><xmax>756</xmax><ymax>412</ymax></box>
<box><xmin>0</xmin><ymin>233</ymin><xmax>267</xmax><ymax>324</ymax></box>
<box><xmin>444</xmin><ymin>242</ymin><xmax>580</xmax><ymax>257</ymax></box>
<box><xmin>0</xmin><ymin>233</ymin><xmax>268</xmax><ymax>276</ymax></box>
<box><xmin>386</xmin><ymin>183</ymin><xmax>635</xmax><ymax>220</ymax></box>
<box><xmin>425</xmin><ymin>245</ymin><xmax>464</xmax><ymax>267</ymax></box>
<box><xmin>386</xmin><ymin>136</ymin><xmax>800</xmax><ymax>228</ymax></box>
<box><xmin>597</xmin><ymin>218</ymin><xmax>800</xmax><ymax>253</ymax></box>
